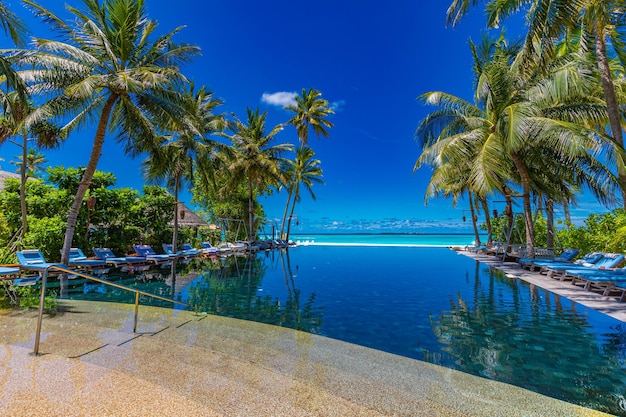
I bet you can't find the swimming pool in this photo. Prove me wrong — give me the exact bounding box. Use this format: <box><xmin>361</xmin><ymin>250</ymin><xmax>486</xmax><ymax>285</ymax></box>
<box><xmin>65</xmin><ymin>246</ymin><xmax>626</xmax><ymax>415</ymax></box>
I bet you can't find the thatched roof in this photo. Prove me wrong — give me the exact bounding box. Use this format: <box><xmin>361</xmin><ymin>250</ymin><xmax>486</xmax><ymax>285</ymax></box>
<box><xmin>0</xmin><ymin>170</ymin><xmax>20</xmax><ymax>191</ymax></box>
<box><xmin>171</xmin><ymin>202</ymin><xmax>209</xmax><ymax>228</ymax></box>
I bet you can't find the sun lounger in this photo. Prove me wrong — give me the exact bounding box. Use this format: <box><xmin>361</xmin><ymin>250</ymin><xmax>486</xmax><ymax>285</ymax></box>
<box><xmin>545</xmin><ymin>253</ymin><xmax>625</xmax><ymax>280</ymax></box>
<box><xmin>200</xmin><ymin>242</ymin><xmax>219</xmax><ymax>255</ymax></box>
<box><xmin>560</xmin><ymin>267</ymin><xmax>626</xmax><ymax>301</ymax></box>
<box><xmin>132</xmin><ymin>244</ymin><xmax>172</xmax><ymax>265</ymax></box>
<box><xmin>180</xmin><ymin>243</ymin><xmax>202</xmax><ymax>257</ymax></box>
<box><xmin>16</xmin><ymin>249</ymin><xmax>66</xmax><ymax>273</ymax></box>
<box><xmin>0</xmin><ymin>266</ymin><xmax>39</xmax><ymax>286</ymax></box>
<box><xmin>519</xmin><ymin>248</ymin><xmax>579</xmax><ymax>271</ymax></box>
<box><xmin>67</xmin><ymin>248</ymin><xmax>110</xmax><ymax>275</ymax></box>
<box><xmin>536</xmin><ymin>252</ymin><xmax>603</xmax><ymax>275</ymax></box>
<box><xmin>93</xmin><ymin>247</ymin><xmax>149</xmax><ymax>271</ymax></box>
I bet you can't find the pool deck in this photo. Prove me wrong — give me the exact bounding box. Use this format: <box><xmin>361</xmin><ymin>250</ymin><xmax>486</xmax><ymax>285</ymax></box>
<box><xmin>0</xmin><ymin>255</ymin><xmax>620</xmax><ymax>416</ymax></box>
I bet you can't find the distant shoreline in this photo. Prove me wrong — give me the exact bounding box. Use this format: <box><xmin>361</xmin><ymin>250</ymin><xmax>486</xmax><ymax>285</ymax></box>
<box><xmin>296</xmin><ymin>242</ymin><xmax>455</xmax><ymax>248</ymax></box>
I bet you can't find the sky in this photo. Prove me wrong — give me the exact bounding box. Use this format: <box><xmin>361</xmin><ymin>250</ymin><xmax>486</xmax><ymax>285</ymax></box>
<box><xmin>0</xmin><ymin>0</ymin><xmax>612</xmax><ymax>234</ymax></box>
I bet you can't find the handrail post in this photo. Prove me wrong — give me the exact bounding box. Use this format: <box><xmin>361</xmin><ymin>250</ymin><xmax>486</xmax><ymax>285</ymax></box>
<box><xmin>32</xmin><ymin>267</ymin><xmax>49</xmax><ymax>356</ymax></box>
<box><xmin>133</xmin><ymin>292</ymin><xmax>140</xmax><ymax>333</ymax></box>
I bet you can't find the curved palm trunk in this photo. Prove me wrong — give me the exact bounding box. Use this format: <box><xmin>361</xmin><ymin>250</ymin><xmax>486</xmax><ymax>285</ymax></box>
<box><xmin>563</xmin><ymin>200</ymin><xmax>571</xmax><ymax>227</ymax></box>
<box><xmin>285</xmin><ymin>183</ymin><xmax>300</xmax><ymax>241</ymax></box>
<box><xmin>546</xmin><ymin>198</ymin><xmax>555</xmax><ymax>250</ymax></box>
<box><xmin>511</xmin><ymin>152</ymin><xmax>535</xmax><ymax>258</ymax></box>
<box><xmin>19</xmin><ymin>133</ymin><xmax>27</xmax><ymax>239</ymax></box>
<box><xmin>172</xmin><ymin>175</ymin><xmax>180</xmax><ymax>253</ymax></box>
<box><xmin>280</xmin><ymin>184</ymin><xmax>293</xmax><ymax>239</ymax></box>
<box><xmin>61</xmin><ymin>94</ymin><xmax>118</xmax><ymax>270</ymax></box>
<box><xmin>468</xmin><ymin>190</ymin><xmax>481</xmax><ymax>246</ymax></box>
<box><xmin>479</xmin><ymin>197</ymin><xmax>492</xmax><ymax>245</ymax></box>
<box><xmin>595</xmin><ymin>26</ymin><xmax>626</xmax><ymax>207</ymax></box>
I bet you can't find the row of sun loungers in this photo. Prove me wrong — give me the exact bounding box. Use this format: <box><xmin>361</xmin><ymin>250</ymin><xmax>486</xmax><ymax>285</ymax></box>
<box><xmin>519</xmin><ymin>249</ymin><xmax>626</xmax><ymax>302</ymax></box>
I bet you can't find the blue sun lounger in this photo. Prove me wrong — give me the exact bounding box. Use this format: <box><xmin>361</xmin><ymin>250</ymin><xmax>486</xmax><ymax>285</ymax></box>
<box><xmin>536</xmin><ymin>252</ymin><xmax>604</xmax><ymax>276</ymax></box>
<box><xmin>92</xmin><ymin>248</ymin><xmax>149</xmax><ymax>270</ymax></box>
<box><xmin>546</xmin><ymin>253</ymin><xmax>625</xmax><ymax>280</ymax></box>
<box><xmin>17</xmin><ymin>249</ymin><xmax>66</xmax><ymax>272</ymax></box>
<box><xmin>132</xmin><ymin>244</ymin><xmax>172</xmax><ymax>265</ymax></box>
<box><xmin>562</xmin><ymin>267</ymin><xmax>626</xmax><ymax>301</ymax></box>
<box><xmin>0</xmin><ymin>265</ymin><xmax>37</xmax><ymax>286</ymax></box>
<box><xmin>180</xmin><ymin>243</ymin><xmax>202</xmax><ymax>257</ymax></box>
<box><xmin>519</xmin><ymin>248</ymin><xmax>580</xmax><ymax>271</ymax></box>
<box><xmin>68</xmin><ymin>248</ymin><xmax>110</xmax><ymax>274</ymax></box>
<box><xmin>161</xmin><ymin>243</ymin><xmax>188</xmax><ymax>259</ymax></box>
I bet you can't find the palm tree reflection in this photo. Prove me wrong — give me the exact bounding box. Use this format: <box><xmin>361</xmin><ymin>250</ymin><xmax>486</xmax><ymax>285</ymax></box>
<box><xmin>185</xmin><ymin>250</ymin><xmax>322</xmax><ymax>333</ymax></box>
<box><xmin>431</xmin><ymin>261</ymin><xmax>626</xmax><ymax>415</ymax></box>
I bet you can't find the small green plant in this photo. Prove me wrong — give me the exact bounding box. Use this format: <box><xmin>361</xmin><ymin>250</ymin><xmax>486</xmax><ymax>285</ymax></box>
<box><xmin>11</xmin><ymin>285</ymin><xmax>58</xmax><ymax>311</ymax></box>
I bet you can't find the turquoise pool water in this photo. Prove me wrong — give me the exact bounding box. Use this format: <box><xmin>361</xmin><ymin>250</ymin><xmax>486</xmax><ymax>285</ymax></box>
<box><xmin>64</xmin><ymin>246</ymin><xmax>626</xmax><ymax>415</ymax></box>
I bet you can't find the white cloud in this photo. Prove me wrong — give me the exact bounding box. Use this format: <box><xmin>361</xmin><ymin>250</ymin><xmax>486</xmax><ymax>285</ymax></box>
<box><xmin>330</xmin><ymin>100</ymin><xmax>346</xmax><ymax>112</ymax></box>
<box><xmin>261</xmin><ymin>91</ymin><xmax>297</xmax><ymax>108</ymax></box>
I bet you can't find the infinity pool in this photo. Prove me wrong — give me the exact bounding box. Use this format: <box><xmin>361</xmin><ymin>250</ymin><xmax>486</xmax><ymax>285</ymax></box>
<box><xmin>65</xmin><ymin>246</ymin><xmax>626</xmax><ymax>415</ymax></box>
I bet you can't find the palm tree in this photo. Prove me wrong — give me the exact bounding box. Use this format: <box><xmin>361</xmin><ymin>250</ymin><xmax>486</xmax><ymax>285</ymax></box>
<box><xmin>447</xmin><ymin>0</ymin><xmax>626</xmax><ymax>207</ymax></box>
<box><xmin>281</xmin><ymin>88</ymin><xmax>333</xmax><ymax>237</ymax></box>
<box><xmin>416</xmin><ymin>39</ymin><xmax>618</xmax><ymax>257</ymax></box>
<box><xmin>0</xmin><ymin>93</ymin><xmax>63</xmax><ymax>238</ymax></box>
<box><xmin>222</xmin><ymin>108</ymin><xmax>293</xmax><ymax>240</ymax></box>
<box><xmin>0</xmin><ymin>2</ymin><xmax>27</xmax><ymax>46</ymax></box>
<box><xmin>286</xmin><ymin>88</ymin><xmax>334</xmax><ymax>147</ymax></box>
<box><xmin>11</xmin><ymin>0</ymin><xmax>199</xmax><ymax>265</ymax></box>
<box><xmin>283</xmin><ymin>147</ymin><xmax>324</xmax><ymax>241</ymax></box>
<box><xmin>0</xmin><ymin>1</ymin><xmax>29</xmax><ymax>104</ymax></box>
<box><xmin>143</xmin><ymin>85</ymin><xmax>224</xmax><ymax>253</ymax></box>
<box><xmin>12</xmin><ymin>148</ymin><xmax>47</xmax><ymax>178</ymax></box>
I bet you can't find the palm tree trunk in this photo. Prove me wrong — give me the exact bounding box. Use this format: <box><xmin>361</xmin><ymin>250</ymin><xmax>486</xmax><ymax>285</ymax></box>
<box><xmin>61</xmin><ymin>94</ymin><xmax>118</xmax><ymax>269</ymax></box>
<box><xmin>479</xmin><ymin>197</ymin><xmax>492</xmax><ymax>245</ymax></box>
<box><xmin>248</xmin><ymin>180</ymin><xmax>255</xmax><ymax>240</ymax></box>
<box><xmin>595</xmin><ymin>26</ymin><xmax>626</xmax><ymax>207</ymax></box>
<box><xmin>19</xmin><ymin>133</ymin><xmax>27</xmax><ymax>239</ymax></box>
<box><xmin>563</xmin><ymin>200</ymin><xmax>571</xmax><ymax>227</ymax></box>
<box><xmin>511</xmin><ymin>152</ymin><xmax>535</xmax><ymax>258</ymax></box>
<box><xmin>172</xmin><ymin>175</ymin><xmax>180</xmax><ymax>253</ymax></box>
<box><xmin>468</xmin><ymin>190</ymin><xmax>481</xmax><ymax>246</ymax></box>
<box><xmin>285</xmin><ymin>184</ymin><xmax>300</xmax><ymax>241</ymax></box>
<box><xmin>546</xmin><ymin>198</ymin><xmax>555</xmax><ymax>250</ymax></box>
<box><xmin>280</xmin><ymin>185</ymin><xmax>293</xmax><ymax>239</ymax></box>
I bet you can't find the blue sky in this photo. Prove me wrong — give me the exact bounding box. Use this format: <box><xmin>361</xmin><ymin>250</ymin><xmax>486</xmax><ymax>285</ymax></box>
<box><xmin>0</xmin><ymin>1</ymin><xmax>611</xmax><ymax>233</ymax></box>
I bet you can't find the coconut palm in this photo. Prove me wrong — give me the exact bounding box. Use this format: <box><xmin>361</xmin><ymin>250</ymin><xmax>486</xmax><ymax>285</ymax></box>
<box><xmin>221</xmin><ymin>108</ymin><xmax>293</xmax><ymax>240</ymax></box>
<box><xmin>0</xmin><ymin>93</ymin><xmax>63</xmax><ymax>238</ymax></box>
<box><xmin>416</xmin><ymin>40</ymin><xmax>619</xmax><ymax>257</ymax></box>
<box><xmin>282</xmin><ymin>147</ymin><xmax>324</xmax><ymax>241</ymax></box>
<box><xmin>286</xmin><ymin>88</ymin><xmax>334</xmax><ymax>147</ymax></box>
<box><xmin>9</xmin><ymin>0</ymin><xmax>199</xmax><ymax>264</ymax></box>
<box><xmin>447</xmin><ymin>0</ymin><xmax>626</xmax><ymax>207</ymax></box>
<box><xmin>281</xmin><ymin>88</ymin><xmax>333</xmax><ymax>237</ymax></box>
<box><xmin>142</xmin><ymin>85</ymin><xmax>224</xmax><ymax>253</ymax></box>
<box><xmin>0</xmin><ymin>1</ymin><xmax>29</xmax><ymax>104</ymax></box>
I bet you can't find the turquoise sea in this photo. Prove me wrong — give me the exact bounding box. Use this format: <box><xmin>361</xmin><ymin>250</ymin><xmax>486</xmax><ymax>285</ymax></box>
<box><xmin>289</xmin><ymin>233</ymin><xmax>484</xmax><ymax>247</ymax></box>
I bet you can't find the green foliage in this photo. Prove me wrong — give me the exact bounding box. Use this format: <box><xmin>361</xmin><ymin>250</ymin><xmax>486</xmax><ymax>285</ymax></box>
<box><xmin>11</xmin><ymin>286</ymin><xmax>58</xmax><ymax>311</ymax></box>
<box><xmin>0</xmin><ymin>166</ymin><xmax>184</xmax><ymax>257</ymax></box>
<box><xmin>22</xmin><ymin>216</ymin><xmax>66</xmax><ymax>261</ymax></box>
<box><xmin>557</xmin><ymin>209</ymin><xmax>626</xmax><ymax>254</ymax></box>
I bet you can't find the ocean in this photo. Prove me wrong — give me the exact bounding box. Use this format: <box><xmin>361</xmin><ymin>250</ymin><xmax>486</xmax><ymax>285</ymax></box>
<box><xmin>289</xmin><ymin>233</ymin><xmax>483</xmax><ymax>247</ymax></box>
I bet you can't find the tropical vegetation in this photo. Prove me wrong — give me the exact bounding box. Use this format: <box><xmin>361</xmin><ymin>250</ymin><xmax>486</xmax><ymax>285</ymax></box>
<box><xmin>414</xmin><ymin>1</ymin><xmax>626</xmax><ymax>257</ymax></box>
<box><xmin>0</xmin><ymin>0</ymin><xmax>331</xmax><ymax>267</ymax></box>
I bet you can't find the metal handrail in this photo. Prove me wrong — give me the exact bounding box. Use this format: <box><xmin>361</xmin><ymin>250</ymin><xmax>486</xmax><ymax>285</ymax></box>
<box><xmin>33</xmin><ymin>264</ymin><xmax>187</xmax><ymax>355</ymax></box>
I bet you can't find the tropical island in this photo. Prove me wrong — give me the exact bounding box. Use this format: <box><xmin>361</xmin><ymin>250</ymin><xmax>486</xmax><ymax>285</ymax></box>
<box><xmin>1</xmin><ymin>1</ymin><xmax>626</xmax><ymax>416</ymax></box>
